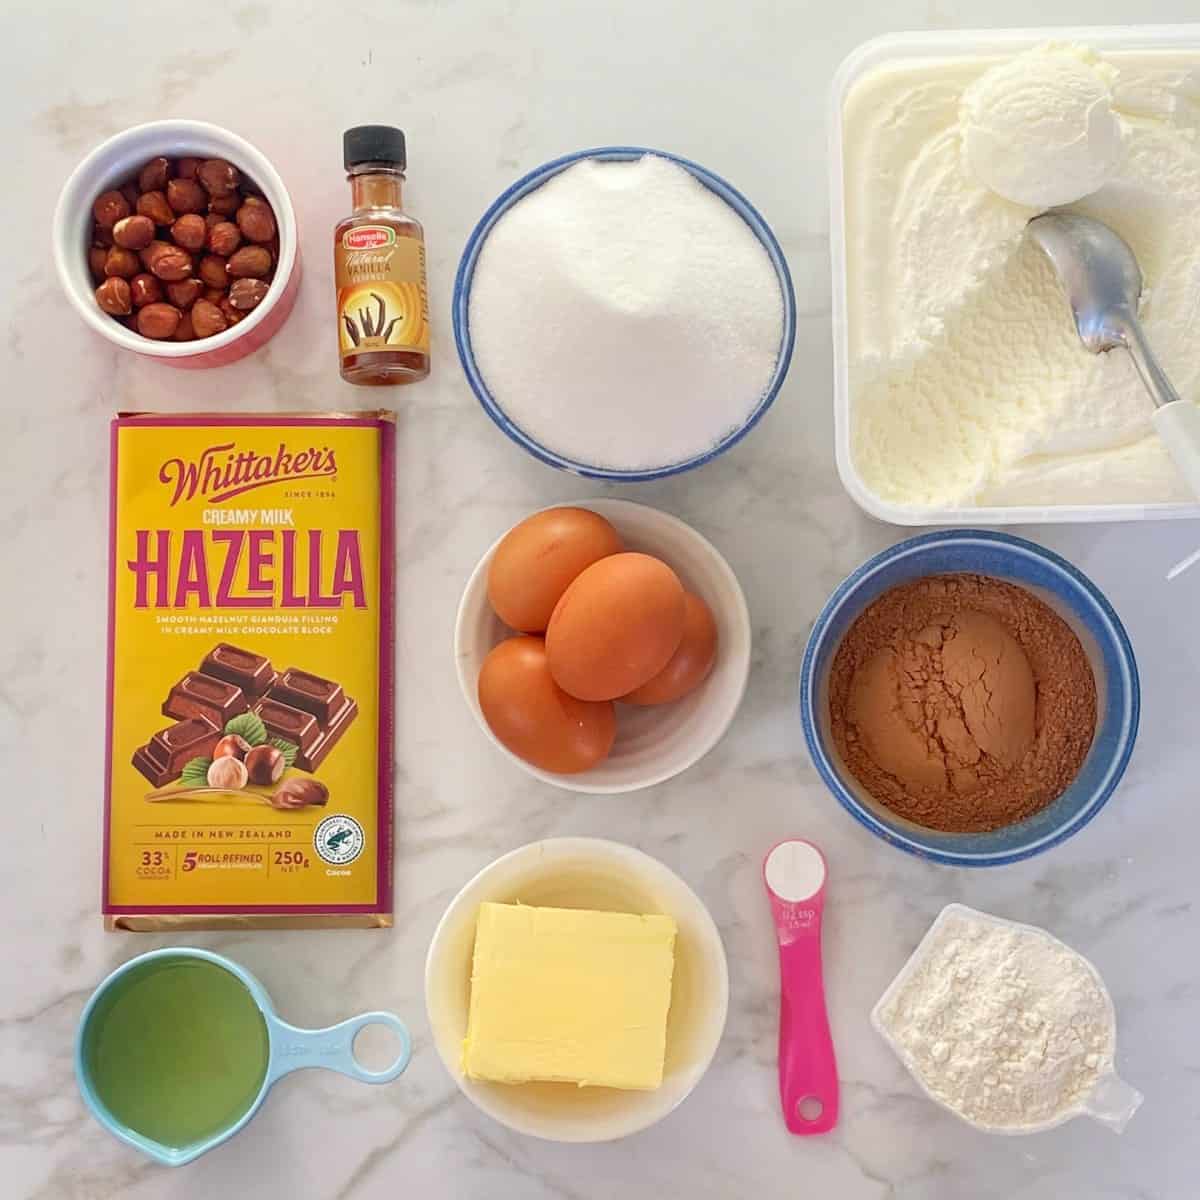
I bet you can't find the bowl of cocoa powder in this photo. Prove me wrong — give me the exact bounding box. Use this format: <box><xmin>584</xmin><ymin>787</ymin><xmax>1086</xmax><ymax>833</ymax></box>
<box><xmin>800</xmin><ymin>531</ymin><xmax>1138</xmax><ymax>866</ymax></box>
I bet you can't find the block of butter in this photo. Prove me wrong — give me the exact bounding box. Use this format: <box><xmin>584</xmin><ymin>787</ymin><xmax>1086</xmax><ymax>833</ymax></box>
<box><xmin>463</xmin><ymin>901</ymin><xmax>677</xmax><ymax>1090</ymax></box>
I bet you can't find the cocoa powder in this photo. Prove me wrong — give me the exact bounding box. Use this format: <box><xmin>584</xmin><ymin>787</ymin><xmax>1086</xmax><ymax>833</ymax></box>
<box><xmin>828</xmin><ymin>574</ymin><xmax>1096</xmax><ymax>833</ymax></box>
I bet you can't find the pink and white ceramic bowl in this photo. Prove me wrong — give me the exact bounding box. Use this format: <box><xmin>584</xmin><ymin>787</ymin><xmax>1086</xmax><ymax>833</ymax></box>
<box><xmin>53</xmin><ymin>119</ymin><xmax>300</xmax><ymax>368</ymax></box>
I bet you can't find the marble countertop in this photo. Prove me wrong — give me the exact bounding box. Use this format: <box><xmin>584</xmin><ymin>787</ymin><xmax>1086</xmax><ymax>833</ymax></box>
<box><xmin>5</xmin><ymin>1</ymin><xmax>1200</xmax><ymax>1197</ymax></box>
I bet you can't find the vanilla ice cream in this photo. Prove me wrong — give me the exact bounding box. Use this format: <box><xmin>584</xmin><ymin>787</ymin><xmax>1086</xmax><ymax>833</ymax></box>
<box><xmin>961</xmin><ymin>46</ymin><xmax>1120</xmax><ymax>208</ymax></box>
<box><xmin>843</xmin><ymin>42</ymin><xmax>1200</xmax><ymax>510</ymax></box>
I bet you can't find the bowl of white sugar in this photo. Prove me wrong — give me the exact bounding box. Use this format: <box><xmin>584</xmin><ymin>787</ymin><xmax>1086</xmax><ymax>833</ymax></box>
<box><xmin>453</xmin><ymin>148</ymin><xmax>795</xmax><ymax>480</ymax></box>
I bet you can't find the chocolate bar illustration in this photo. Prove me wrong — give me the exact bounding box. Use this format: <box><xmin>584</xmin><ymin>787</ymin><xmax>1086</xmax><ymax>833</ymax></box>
<box><xmin>199</xmin><ymin>643</ymin><xmax>277</xmax><ymax>699</ymax></box>
<box><xmin>162</xmin><ymin>671</ymin><xmax>249</xmax><ymax>728</ymax></box>
<box><xmin>132</xmin><ymin>717</ymin><xmax>221</xmax><ymax>786</ymax></box>
<box><xmin>143</xmin><ymin>647</ymin><xmax>358</xmax><ymax>784</ymax></box>
<box><xmin>254</xmin><ymin>669</ymin><xmax>358</xmax><ymax>773</ymax></box>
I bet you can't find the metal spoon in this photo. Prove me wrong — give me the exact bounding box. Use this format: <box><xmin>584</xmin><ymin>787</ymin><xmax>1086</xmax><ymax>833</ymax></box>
<box><xmin>1027</xmin><ymin>212</ymin><xmax>1200</xmax><ymax>502</ymax></box>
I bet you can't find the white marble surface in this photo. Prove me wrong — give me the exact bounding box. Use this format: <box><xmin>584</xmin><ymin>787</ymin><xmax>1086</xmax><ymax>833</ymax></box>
<box><xmin>4</xmin><ymin>2</ymin><xmax>1200</xmax><ymax>1197</ymax></box>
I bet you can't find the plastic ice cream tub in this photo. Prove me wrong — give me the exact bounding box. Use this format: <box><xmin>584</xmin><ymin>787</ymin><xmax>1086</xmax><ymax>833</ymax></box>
<box><xmin>829</xmin><ymin>25</ymin><xmax>1200</xmax><ymax>525</ymax></box>
<box><xmin>871</xmin><ymin>904</ymin><xmax>1143</xmax><ymax>1135</ymax></box>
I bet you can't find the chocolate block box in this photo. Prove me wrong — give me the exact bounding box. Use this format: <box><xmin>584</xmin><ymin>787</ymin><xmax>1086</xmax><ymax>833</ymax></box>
<box><xmin>105</xmin><ymin>412</ymin><xmax>394</xmax><ymax>930</ymax></box>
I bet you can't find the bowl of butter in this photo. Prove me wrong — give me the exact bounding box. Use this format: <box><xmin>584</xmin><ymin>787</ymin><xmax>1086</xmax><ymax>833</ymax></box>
<box><xmin>424</xmin><ymin>837</ymin><xmax>729</xmax><ymax>1141</ymax></box>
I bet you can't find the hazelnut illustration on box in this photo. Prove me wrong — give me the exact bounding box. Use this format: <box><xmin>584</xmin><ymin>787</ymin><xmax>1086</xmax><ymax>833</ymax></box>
<box><xmin>104</xmin><ymin>411</ymin><xmax>395</xmax><ymax>930</ymax></box>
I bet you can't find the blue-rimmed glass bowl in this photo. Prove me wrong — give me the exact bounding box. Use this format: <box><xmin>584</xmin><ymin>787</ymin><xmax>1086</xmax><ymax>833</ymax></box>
<box><xmin>452</xmin><ymin>146</ymin><xmax>796</xmax><ymax>481</ymax></box>
<box><xmin>800</xmin><ymin>531</ymin><xmax>1139</xmax><ymax>867</ymax></box>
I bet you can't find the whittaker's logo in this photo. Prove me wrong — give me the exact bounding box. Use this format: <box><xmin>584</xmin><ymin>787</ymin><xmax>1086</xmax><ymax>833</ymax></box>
<box><xmin>159</xmin><ymin>441</ymin><xmax>339</xmax><ymax>505</ymax></box>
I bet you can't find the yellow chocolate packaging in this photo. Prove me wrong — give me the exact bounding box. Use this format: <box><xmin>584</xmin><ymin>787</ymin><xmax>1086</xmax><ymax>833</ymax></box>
<box><xmin>103</xmin><ymin>412</ymin><xmax>395</xmax><ymax>930</ymax></box>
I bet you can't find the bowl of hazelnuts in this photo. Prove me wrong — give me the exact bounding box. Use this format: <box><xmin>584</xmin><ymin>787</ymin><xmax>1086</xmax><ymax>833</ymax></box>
<box><xmin>53</xmin><ymin>119</ymin><xmax>299</xmax><ymax>367</ymax></box>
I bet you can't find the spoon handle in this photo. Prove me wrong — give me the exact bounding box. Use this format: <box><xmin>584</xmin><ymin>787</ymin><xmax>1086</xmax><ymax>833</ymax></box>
<box><xmin>1153</xmin><ymin>400</ymin><xmax>1200</xmax><ymax>502</ymax></box>
<box><xmin>1118</xmin><ymin>318</ymin><xmax>1200</xmax><ymax>501</ymax></box>
<box><xmin>776</xmin><ymin>927</ymin><xmax>839</xmax><ymax>1134</ymax></box>
<box><xmin>1123</xmin><ymin>318</ymin><xmax>1182</xmax><ymax>409</ymax></box>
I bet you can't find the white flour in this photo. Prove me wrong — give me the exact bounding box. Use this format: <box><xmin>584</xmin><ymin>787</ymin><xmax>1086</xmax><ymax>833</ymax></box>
<box><xmin>876</xmin><ymin>908</ymin><xmax>1114</xmax><ymax>1129</ymax></box>
<box><xmin>467</xmin><ymin>154</ymin><xmax>784</xmax><ymax>471</ymax></box>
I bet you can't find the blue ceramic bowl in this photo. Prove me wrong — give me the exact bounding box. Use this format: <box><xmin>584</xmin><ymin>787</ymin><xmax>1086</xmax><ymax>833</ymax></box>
<box><xmin>800</xmin><ymin>531</ymin><xmax>1139</xmax><ymax>867</ymax></box>
<box><xmin>452</xmin><ymin>146</ymin><xmax>796</xmax><ymax>482</ymax></box>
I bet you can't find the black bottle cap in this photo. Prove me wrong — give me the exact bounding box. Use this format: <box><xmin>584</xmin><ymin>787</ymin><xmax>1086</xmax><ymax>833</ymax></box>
<box><xmin>343</xmin><ymin>126</ymin><xmax>407</xmax><ymax>171</ymax></box>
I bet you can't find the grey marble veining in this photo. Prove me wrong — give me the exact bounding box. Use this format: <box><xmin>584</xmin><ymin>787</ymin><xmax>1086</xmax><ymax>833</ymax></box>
<box><xmin>3</xmin><ymin>1</ymin><xmax>1199</xmax><ymax>1197</ymax></box>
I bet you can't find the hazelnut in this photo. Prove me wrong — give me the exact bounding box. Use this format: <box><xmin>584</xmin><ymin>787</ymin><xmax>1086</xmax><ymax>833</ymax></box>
<box><xmin>136</xmin><ymin>190</ymin><xmax>174</xmax><ymax>226</ymax></box>
<box><xmin>207</xmin><ymin>755</ymin><xmax>249</xmax><ymax>790</ymax></box>
<box><xmin>172</xmin><ymin>311</ymin><xmax>197</xmax><ymax>342</ymax></box>
<box><xmin>228</xmin><ymin>278</ymin><xmax>269</xmax><ymax>311</ymax></box>
<box><xmin>119</xmin><ymin>182</ymin><xmax>141</xmax><ymax>211</ymax></box>
<box><xmin>213</xmin><ymin>733</ymin><xmax>252</xmax><ymax>760</ymax></box>
<box><xmin>103</xmin><ymin>247</ymin><xmax>139</xmax><ymax>278</ymax></box>
<box><xmin>95</xmin><ymin>276</ymin><xmax>132</xmax><ymax>316</ymax></box>
<box><xmin>139</xmin><ymin>240</ymin><xmax>174</xmax><ymax>270</ymax></box>
<box><xmin>88</xmin><ymin>246</ymin><xmax>109</xmax><ymax>279</ymax></box>
<box><xmin>235</xmin><ymin>197</ymin><xmax>277</xmax><ymax>244</ymax></box>
<box><xmin>207</xmin><ymin>190</ymin><xmax>240</xmax><ymax>216</ymax></box>
<box><xmin>171</xmin><ymin>212</ymin><xmax>207</xmax><ymax>251</ymax></box>
<box><xmin>138</xmin><ymin>156</ymin><xmax>171</xmax><ymax>192</ymax></box>
<box><xmin>198</xmin><ymin>158</ymin><xmax>240</xmax><ymax>196</ymax></box>
<box><xmin>219</xmin><ymin>296</ymin><xmax>245</xmax><ymax>326</ymax></box>
<box><xmin>93</xmin><ymin>190</ymin><xmax>131</xmax><ymax>227</ymax></box>
<box><xmin>149</xmin><ymin>249</ymin><xmax>194</xmax><ymax>282</ymax></box>
<box><xmin>167</xmin><ymin>177</ymin><xmax>207</xmax><ymax>216</ymax></box>
<box><xmin>166</xmin><ymin>278</ymin><xmax>203</xmax><ymax>309</ymax></box>
<box><xmin>204</xmin><ymin>211</ymin><xmax>224</xmax><ymax>232</ymax></box>
<box><xmin>130</xmin><ymin>273</ymin><xmax>164</xmax><ymax>307</ymax></box>
<box><xmin>203</xmin><ymin>286</ymin><xmax>227</xmax><ymax>305</ymax></box>
<box><xmin>268</xmin><ymin>778</ymin><xmax>329</xmax><ymax>810</ymax></box>
<box><xmin>198</xmin><ymin>254</ymin><xmax>229</xmax><ymax>289</ymax></box>
<box><xmin>136</xmin><ymin>302</ymin><xmax>182</xmax><ymax>340</ymax></box>
<box><xmin>207</xmin><ymin>220</ymin><xmax>242</xmax><ymax>257</ymax></box>
<box><xmin>176</xmin><ymin>156</ymin><xmax>201</xmax><ymax>180</ymax></box>
<box><xmin>227</xmin><ymin>245</ymin><xmax>272</xmax><ymax>279</ymax></box>
<box><xmin>91</xmin><ymin>223</ymin><xmax>114</xmax><ymax>248</ymax></box>
<box><xmin>191</xmin><ymin>299</ymin><xmax>228</xmax><ymax>338</ymax></box>
<box><xmin>112</xmin><ymin>214</ymin><xmax>155</xmax><ymax>250</ymax></box>
<box><xmin>245</xmin><ymin>744</ymin><xmax>286</xmax><ymax>786</ymax></box>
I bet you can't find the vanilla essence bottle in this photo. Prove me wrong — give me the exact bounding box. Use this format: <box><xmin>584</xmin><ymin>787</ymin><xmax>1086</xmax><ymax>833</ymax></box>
<box><xmin>334</xmin><ymin>125</ymin><xmax>430</xmax><ymax>385</ymax></box>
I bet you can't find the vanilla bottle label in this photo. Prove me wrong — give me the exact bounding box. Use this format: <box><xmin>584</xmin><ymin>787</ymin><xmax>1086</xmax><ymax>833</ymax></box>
<box><xmin>335</xmin><ymin>226</ymin><xmax>429</xmax><ymax>358</ymax></box>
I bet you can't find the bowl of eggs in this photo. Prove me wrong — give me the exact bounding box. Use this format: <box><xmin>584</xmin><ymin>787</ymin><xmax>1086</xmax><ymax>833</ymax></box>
<box><xmin>454</xmin><ymin>500</ymin><xmax>752</xmax><ymax>793</ymax></box>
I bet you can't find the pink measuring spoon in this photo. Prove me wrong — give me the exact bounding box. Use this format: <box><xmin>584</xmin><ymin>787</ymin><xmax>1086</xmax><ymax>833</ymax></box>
<box><xmin>762</xmin><ymin>838</ymin><xmax>838</xmax><ymax>1134</ymax></box>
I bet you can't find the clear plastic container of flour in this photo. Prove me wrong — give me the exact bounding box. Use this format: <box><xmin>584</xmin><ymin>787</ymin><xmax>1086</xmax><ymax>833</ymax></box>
<box><xmin>870</xmin><ymin>904</ymin><xmax>1143</xmax><ymax>1135</ymax></box>
<box><xmin>829</xmin><ymin>25</ymin><xmax>1200</xmax><ymax>525</ymax></box>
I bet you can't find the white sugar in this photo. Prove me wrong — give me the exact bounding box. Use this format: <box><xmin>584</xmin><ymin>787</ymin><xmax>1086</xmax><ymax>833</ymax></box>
<box><xmin>467</xmin><ymin>155</ymin><xmax>784</xmax><ymax>471</ymax></box>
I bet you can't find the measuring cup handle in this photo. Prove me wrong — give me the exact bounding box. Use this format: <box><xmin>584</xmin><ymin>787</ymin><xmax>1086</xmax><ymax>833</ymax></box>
<box><xmin>268</xmin><ymin>1012</ymin><xmax>412</xmax><ymax>1084</ymax></box>
<box><xmin>777</xmin><ymin>935</ymin><xmax>839</xmax><ymax>1135</ymax></box>
<box><xmin>1083</xmin><ymin>1070</ymin><xmax>1143</xmax><ymax>1134</ymax></box>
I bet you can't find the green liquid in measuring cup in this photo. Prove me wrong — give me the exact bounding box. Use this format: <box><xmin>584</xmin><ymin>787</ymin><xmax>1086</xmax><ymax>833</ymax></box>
<box><xmin>83</xmin><ymin>957</ymin><xmax>269</xmax><ymax>1149</ymax></box>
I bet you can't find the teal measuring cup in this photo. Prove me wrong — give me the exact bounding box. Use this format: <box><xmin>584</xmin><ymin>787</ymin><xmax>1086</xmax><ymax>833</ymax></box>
<box><xmin>76</xmin><ymin>947</ymin><xmax>412</xmax><ymax>1166</ymax></box>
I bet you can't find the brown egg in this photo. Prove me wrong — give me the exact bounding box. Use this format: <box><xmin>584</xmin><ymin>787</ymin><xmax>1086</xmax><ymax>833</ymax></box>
<box><xmin>487</xmin><ymin>507</ymin><xmax>624</xmax><ymax>633</ymax></box>
<box><xmin>622</xmin><ymin>593</ymin><xmax>718</xmax><ymax>705</ymax></box>
<box><xmin>546</xmin><ymin>553</ymin><xmax>686</xmax><ymax>701</ymax></box>
<box><xmin>478</xmin><ymin>636</ymin><xmax>616</xmax><ymax>773</ymax></box>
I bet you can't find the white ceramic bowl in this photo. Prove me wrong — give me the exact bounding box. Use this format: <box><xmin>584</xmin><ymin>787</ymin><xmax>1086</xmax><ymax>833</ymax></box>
<box><xmin>424</xmin><ymin>837</ymin><xmax>730</xmax><ymax>1142</ymax></box>
<box><xmin>53</xmin><ymin>119</ymin><xmax>300</xmax><ymax>368</ymax></box>
<box><xmin>454</xmin><ymin>498</ymin><xmax>752</xmax><ymax>793</ymax></box>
